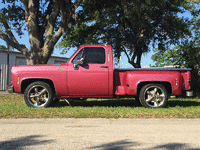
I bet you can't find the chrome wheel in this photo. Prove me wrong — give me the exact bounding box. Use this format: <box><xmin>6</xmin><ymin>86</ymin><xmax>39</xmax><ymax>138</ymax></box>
<box><xmin>24</xmin><ymin>82</ymin><xmax>53</xmax><ymax>107</ymax></box>
<box><xmin>139</xmin><ymin>84</ymin><xmax>168</xmax><ymax>108</ymax></box>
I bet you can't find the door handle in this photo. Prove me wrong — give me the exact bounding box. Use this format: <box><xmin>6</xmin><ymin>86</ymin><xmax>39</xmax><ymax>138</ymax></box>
<box><xmin>100</xmin><ymin>66</ymin><xmax>108</xmax><ymax>68</ymax></box>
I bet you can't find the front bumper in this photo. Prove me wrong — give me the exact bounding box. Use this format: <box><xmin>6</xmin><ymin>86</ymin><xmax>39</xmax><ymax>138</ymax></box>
<box><xmin>7</xmin><ymin>85</ymin><xmax>14</xmax><ymax>93</ymax></box>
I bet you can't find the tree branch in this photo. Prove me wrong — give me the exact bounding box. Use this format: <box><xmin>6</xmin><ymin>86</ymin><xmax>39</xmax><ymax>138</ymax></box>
<box><xmin>42</xmin><ymin>0</ymin><xmax>54</xmax><ymax>31</ymax></box>
<box><xmin>121</xmin><ymin>45</ymin><xmax>131</xmax><ymax>63</ymax></box>
<box><xmin>51</xmin><ymin>26</ymin><xmax>64</xmax><ymax>45</ymax></box>
<box><xmin>2</xmin><ymin>22</ymin><xmax>18</xmax><ymax>44</ymax></box>
<box><xmin>73</xmin><ymin>0</ymin><xmax>83</xmax><ymax>13</ymax></box>
<box><xmin>21</xmin><ymin>0</ymin><xmax>29</xmax><ymax>22</ymax></box>
<box><xmin>0</xmin><ymin>30</ymin><xmax>15</xmax><ymax>47</ymax></box>
<box><xmin>43</xmin><ymin>0</ymin><xmax>83</xmax><ymax>62</ymax></box>
<box><xmin>0</xmin><ymin>30</ymin><xmax>29</xmax><ymax>55</ymax></box>
<box><xmin>72</xmin><ymin>0</ymin><xmax>83</xmax><ymax>21</ymax></box>
<box><xmin>44</xmin><ymin>1</ymin><xmax>60</xmax><ymax>46</ymax></box>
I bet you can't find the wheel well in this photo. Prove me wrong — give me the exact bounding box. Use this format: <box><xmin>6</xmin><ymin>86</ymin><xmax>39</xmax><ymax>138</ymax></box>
<box><xmin>21</xmin><ymin>79</ymin><xmax>56</xmax><ymax>94</ymax></box>
<box><xmin>137</xmin><ymin>81</ymin><xmax>172</xmax><ymax>95</ymax></box>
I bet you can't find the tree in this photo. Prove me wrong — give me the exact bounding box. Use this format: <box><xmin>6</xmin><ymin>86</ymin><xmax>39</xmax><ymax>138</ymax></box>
<box><xmin>59</xmin><ymin>0</ymin><xmax>193</xmax><ymax>68</ymax></box>
<box><xmin>151</xmin><ymin>10</ymin><xmax>200</xmax><ymax>95</ymax></box>
<box><xmin>0</xmin><ymin>45</ymin><xmax>7</xmax><ymax>50</ymax></box>
<box><xmin>152</xmin><ymin>41</ymin><xmax>200</xmax><ymax>96</ymax></box>
<box><xmin>152</xmin><ymin>1</ymin><xmax>200</xmax><ymax>68</ymax></box>
<box><xmin>151</xmin><ymin>41</ymin><xmax>200</xmax><ymax>68</ymax></box>
<box><xmin>0</xmin><ymin>0</ymin><xmax>83</xmax><ymax>65</ymax></box>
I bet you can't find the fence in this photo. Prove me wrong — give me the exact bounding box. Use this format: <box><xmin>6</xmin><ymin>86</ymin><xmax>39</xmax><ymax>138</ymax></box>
<box><xmin>0</xmin><ymin>64</ymin><xmax>8</xmax><ymax>91</ymax></box>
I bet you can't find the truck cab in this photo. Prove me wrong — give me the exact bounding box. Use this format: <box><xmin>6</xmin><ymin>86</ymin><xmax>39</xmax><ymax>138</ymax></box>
<box><xmin>65</xmin><ymin>45</ymin><xmax>113</xmax><ymax>98</ymax></box>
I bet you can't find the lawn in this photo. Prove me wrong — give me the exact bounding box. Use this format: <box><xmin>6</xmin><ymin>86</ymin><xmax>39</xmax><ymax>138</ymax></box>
<box><xmin>0</xmin><ymin>94</ymin><xmax>200</xmax><ymax>118</ymax></box>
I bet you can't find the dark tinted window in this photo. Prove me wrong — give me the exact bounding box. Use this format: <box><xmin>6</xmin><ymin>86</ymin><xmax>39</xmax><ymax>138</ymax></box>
<box><xmin>72</xmin><ymin>47</ymin><xmax>105</xmax><ymax>64</ymax></box>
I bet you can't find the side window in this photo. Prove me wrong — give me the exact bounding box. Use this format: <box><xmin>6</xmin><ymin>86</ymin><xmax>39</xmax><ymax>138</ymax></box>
<box><xmin>72</xmin><ymin>47</ymin><xmax>106</xmax><ymax>64</ymax></box>
<box><xmin>72</xmin><ymin>49</ymin><xmax>83</xmax><ymax>63</ymax></box>
<box><xmin>84</xmin><ymin>47</ymin><xmax>105</xmax><ymax>64</ymax></box>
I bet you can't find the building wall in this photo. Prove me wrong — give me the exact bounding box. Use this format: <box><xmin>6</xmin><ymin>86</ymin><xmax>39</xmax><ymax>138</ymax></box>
<box><xmin>0</xmin><ymin>51</ymin><xmax>8</xmax><ymax>66</ymax></box>
<box><xmin>0</xmin><ymin>50</ymin><xmax>68</xmax><ymax>89</ymax></box>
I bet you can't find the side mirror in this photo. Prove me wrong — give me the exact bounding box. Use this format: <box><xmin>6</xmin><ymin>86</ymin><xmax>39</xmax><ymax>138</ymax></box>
<box><xmin>73</xmin><ymin>58</ymin><xmax>84</xmax><ymax>70</ymax></box>
<box><xmin>73</xmin><ymin>64</ymin><xmax>79</xmax><ymax>70</ymax></box>
<box><xmin>76</xmin><ymin>59</ymin><xmax>83</xmax><ymax>65</ymax></box>
<box><xmin>77</xmin><ymin>57</ymin><xmax>84</xmax><ymax>64</ymax></box>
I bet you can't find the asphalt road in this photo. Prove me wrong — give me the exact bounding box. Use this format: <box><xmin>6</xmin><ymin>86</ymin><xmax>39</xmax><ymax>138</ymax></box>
<box><xmin>0</xmin><ymin>118</ymin><xmax>200</xmax><ymax>150</ymax></box>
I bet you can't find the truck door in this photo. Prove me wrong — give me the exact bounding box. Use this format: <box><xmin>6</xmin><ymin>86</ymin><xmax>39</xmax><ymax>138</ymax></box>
<box><xmin>67</xmin><ymin>47</ymin><xmax>109</xmax><ymax>96</ymax></box>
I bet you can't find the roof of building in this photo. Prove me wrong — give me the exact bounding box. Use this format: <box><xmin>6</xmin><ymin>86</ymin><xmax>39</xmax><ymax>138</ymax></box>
<box><xmin>0</xmin><ymin>49</ymin><xmax>68</xmax><ymax>60</ymax></box>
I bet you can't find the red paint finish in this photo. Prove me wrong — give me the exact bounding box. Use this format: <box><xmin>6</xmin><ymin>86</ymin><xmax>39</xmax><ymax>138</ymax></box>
<box><xmin>66</xmin><ymin>45</ymin><xmax>113</xmax><ymax>97</ymax></box>
<box><xmin>11</xmin><ymin>64</ymin><xmax>68</xmax><ymax>95</ymax></box>
<box><xmin>10</xmin><ymin>45</ymin><xmax>191</xmax><ymax>99</ymax></box>
<box><xmin>114</xmin><ymin>68</ymin><xmax>191</xmax><ymax>96</ymax></box>
<box><xmin>67</xmin><ymin>59</ymin><xmax>109</xmax><ymax>96</ymax></box>
<box><xmin>181</xmin><ymin>70</ymin><xmax>192</xmax><ymax>91</ymax></box>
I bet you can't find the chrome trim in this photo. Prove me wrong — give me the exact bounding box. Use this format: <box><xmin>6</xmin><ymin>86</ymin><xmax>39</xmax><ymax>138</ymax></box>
<box><xmin>73</xmin><ymin>64</ymin><xmax>80</xmax><ymax>70</ymax></box>
<box><xmin>186</xmin><ymin>91</ymin><xmax>193</xmax><ymax>97</ymax></box>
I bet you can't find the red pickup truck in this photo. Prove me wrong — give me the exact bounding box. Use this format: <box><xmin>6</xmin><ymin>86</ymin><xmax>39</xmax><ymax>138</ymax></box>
<box><xmin>9</xmin><ymin>45</ymin><xmax>193</xmax><ymax>108</ymax></box>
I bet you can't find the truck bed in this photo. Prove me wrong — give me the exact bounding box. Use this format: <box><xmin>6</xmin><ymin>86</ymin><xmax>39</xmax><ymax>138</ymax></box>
<box><xmin>114</xmin><ymin>68</ymin><xmax>191</xmax><ymax>96</ymax></box>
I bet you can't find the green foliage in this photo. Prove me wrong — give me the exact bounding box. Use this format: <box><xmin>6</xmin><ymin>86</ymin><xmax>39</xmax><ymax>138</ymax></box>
<box><xmin>152</xmin><ymin>42</ymin><xmax>200</xmax><ymax>94</ymax></box>
<box><xmin>1</xmin><ymin>1</ymin><xmax>25</xmax><ymax>36</ymax></box>
<box><xmin>59</xmin><ymin>0</ymin><xmax>194</xmax><ymax>68</ymax></box>
<box><xmin>0</xmin><ymin>45</ymin><xmax>7</xmax><ymax>50</ymax></box>
<box><xmin>152</xmin><ymin>42</ymin><xmax>200</xmax><ymax>68</ymax></box>
<box><xmin>0</xmin><ymin>12</ymin><xmax>6</xmax><ymax>22</ymax></box>
<box><xmin>151</xmin><ymin>7</ymin><xmax>200</xmax><ymax>94</ymax></box>
<box><xmin>58</xmin><ymin>22</ymin><xmax>101</xmax><ymax>54</ymax></box>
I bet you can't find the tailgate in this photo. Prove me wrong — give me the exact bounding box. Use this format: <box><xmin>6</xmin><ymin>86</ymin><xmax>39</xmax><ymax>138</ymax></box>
<box><xmin>181</xmin><ymin>70</ymin><xmax>192</xmax><ymax>91</ymax></box>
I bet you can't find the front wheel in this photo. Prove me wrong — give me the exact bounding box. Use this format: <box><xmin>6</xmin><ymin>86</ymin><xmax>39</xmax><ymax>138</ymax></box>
<box><xmin>24</xmin><ymin>81</ymin><xmax>53</xmax><ymax>108</ymax></box>
<box><xmin>139</xmin><ymin>84</ymin><xmax>168</xmax><ymax>108</ymax></box>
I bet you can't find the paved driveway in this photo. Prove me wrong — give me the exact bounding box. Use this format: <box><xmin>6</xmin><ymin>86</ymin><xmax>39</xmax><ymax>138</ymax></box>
<box><xmin>0</xmin><ymin>118</ymin><xmax>200</xmax><ymax>150</ymax></box>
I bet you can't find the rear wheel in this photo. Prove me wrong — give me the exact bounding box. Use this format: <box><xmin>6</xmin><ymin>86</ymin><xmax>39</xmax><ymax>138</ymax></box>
<box><xmin>139</xmin><ymin>84</ymin><xmax>168</xmax><ymax>108</ymax></box>
<box><xmin>24</xmin><ymin>81</ymin><xmax>53</xmax><ymax>108</ymax></box>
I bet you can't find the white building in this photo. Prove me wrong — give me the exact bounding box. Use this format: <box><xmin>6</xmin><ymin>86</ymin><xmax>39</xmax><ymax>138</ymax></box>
<box><xmin>0</xmin><ymin>49</ymin><xmax>69</xmax><ymax>90</ymax></box>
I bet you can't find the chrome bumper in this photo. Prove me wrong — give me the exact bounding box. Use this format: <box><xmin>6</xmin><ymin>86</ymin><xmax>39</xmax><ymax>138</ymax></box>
<box><xmin>186</xmin><ymin>91</ymin><xmax>193</xmax><ymax>97</ymax></box>
<box><xmin>7</xmin><ymin>85</ymin><xmax>14</xmax><ymax>93</ymax></box>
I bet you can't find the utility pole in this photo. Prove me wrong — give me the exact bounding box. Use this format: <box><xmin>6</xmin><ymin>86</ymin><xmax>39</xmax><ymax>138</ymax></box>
<box><xmin>7</xmin><ymin>42</ymin><xmax>10</xmax><ymax>87</ymax></box>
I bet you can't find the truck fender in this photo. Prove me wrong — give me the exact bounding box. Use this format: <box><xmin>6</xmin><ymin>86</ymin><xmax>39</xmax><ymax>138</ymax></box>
<box><xmin>20</xmin><ymin>78</ymin><xmax>56</xmax><ymax>94</ymax></box>
<box><xmin>137</xmin><ymin>81</ymin><xmax>172</xmax><ymax>95</ymax></box>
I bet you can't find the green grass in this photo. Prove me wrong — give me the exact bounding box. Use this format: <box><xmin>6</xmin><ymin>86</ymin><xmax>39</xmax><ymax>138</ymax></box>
<box><xmin>0</xmin><ymin>95</ymin><xmax>200</xmax><ymax>118</ymax></box>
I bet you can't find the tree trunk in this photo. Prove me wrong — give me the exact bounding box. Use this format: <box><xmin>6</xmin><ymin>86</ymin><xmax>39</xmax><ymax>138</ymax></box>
<box><xmin>129</xmin><ymin>48</ymin><xmax>142</xmax><ymax>68</ymax></box>
<box><xmin>0</xmin><ymin>0</ymin><xmax>83</xmax><ymax>65</ymax></box>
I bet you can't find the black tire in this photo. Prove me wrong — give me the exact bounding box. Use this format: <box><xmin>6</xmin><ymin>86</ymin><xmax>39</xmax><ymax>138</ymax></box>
<box><xmin>135</xmin><ymin>96</ymin><xmax>142</xmax><ymax>106</ymax></box>
<box><xmin>24</xmin><ymin>81</ymin><xmax>53</xmax><ymax>108</ymax></box>
<box><xmin>139</xmin><ymin>84</ymin><xmax>168</xmax><ymax>108</ymax></box>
